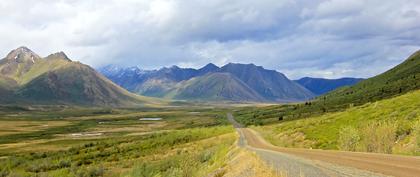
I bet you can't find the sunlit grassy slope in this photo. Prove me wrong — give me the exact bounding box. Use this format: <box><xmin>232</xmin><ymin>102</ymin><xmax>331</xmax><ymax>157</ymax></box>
<box><xmin>253</xmin><ymin>90</ymin><xmax>420</xmax><ymax>155</ymax></box>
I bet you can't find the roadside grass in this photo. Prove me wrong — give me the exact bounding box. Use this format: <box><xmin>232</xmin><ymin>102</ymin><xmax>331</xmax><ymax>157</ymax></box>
<box><xmin>223</xmin><ymin>146</ymin><xmax>285</xmax><ymax>177</ymax></box>
<box><xmin>250</xmin><ymin>90</ymin><xmax>420</xmax><ymax>155</ymax></box>
<box><xmin>0</xmin><ymin>126</ymin><xmax>235</xmax><ymax>176</ymax></box>
<box><xmin>126</xmin><ymin>131</ymin><xmax>236</xmax><ymax>177</ymax></box>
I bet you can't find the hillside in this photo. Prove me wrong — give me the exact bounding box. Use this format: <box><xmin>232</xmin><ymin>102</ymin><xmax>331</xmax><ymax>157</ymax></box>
<box><xmin>295</xmin><ymin>77</ymin><xmax>363</xmax><ymax>95</ymax></box>
<box><xmin>252</xmin><ymin>89</ymin><xmax>420</xmax><ymax>155</ymax></box>
<box><xmin>100</xmin><ymin>63</ymin><xmax>315</xmax><ymax>102</ymax></box>
<box><xmin>234</xmin><ymin>50</ymin><xmax>420</xmax><ymax>125</ymax></box>
<box><xmin>320</xmin><ymin>50</ymin><xmax>420</xmax><ymax>108</ymax></box>
<box><xmin>0</xmin><ymin>47</ymin><xmax>161</xmax><ymax>107</ymax></box>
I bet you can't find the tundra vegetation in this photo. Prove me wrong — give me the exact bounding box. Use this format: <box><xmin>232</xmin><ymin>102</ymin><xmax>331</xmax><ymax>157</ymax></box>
<box><xmin>0</xmin><ymin>106</ymin><xmax>236</xmax><ymax>176</ymax></box>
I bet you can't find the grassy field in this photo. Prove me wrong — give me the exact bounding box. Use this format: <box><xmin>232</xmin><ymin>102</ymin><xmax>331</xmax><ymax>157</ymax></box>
<box><xmin>0</xmin><ymin>106</ymin><xmax>236</xmax><ymax>176</ymax></box>
<box><xmin>247</xmin><ymin>90</ymin><xmax>420</xmax><ymax>155</ymax></box>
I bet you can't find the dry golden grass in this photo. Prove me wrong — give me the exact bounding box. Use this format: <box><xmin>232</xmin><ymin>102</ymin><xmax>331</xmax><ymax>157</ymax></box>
<box><xmin>0</xmin><ymin>120</ymin><xmax>71</xmax><ymax>136</ymax></box>
<box><xmin>88</xmin><ymin>121</ymin><xmax>167</xmax><ymax>133</ymax></box>
<box><xmin>223</xmin><ymin>147</ymin><xmax>284</xmax><ymax>177</ymax></box>
<box><xmin>0</xmin><ymin>138</ymin><xmax>69</xmax><ymax>153</ymax></box>
<box><xmin>68</xmin><ymin>111</ymin><xmax>182</xmax><ymax>121</ymax></box>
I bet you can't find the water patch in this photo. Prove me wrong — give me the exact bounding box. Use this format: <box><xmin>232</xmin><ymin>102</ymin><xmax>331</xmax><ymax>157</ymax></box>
<box><xmin>71</xmin><ymin>133</ymin><xmax>103</xmax><ymax>137</ymax></box>
<box><xmin>139</xmin><ymin>118</ymin><xmax>162</xmax><ymax>121</ymax></box>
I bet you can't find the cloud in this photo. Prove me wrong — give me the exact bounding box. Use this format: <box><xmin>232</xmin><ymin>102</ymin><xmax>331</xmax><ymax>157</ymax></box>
<box><xmin>0</xmin><ymin>0</ymin><xmax>419</xmax><ymax>79</ymax></box>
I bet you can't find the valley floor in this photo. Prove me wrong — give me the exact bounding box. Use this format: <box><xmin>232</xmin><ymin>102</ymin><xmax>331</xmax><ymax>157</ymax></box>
<box><xmin>0</xmin><ymin>106</ymin><xmax>242</xmax><ymax>176</ymax></box>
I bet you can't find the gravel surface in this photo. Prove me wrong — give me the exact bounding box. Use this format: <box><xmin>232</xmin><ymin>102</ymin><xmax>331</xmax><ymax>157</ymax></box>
<box><xmin>228</xmin><ymin>113</ymin><xmax>420</xmax><ymax>177</ymax></box>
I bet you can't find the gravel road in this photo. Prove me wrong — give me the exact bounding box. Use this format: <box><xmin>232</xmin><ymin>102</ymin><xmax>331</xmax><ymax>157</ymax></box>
<box><xmin>227</xmin><ymin>113</ymin><xmax>420</xmax><ymax>177</ymax></box>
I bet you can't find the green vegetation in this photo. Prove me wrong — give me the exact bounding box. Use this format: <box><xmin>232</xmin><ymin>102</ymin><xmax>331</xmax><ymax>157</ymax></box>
<box><xmin>126</xmin><ymin>130</ymin><xmax>235</xmax><ymax>177</ymax></box>
<box><xmin>251</xmin><ymin>90</ymin><xmax>420</xmax><ymax>155</ymax></box>
<box><xmin>0</xmin><ymin>106</ymin><xmax>236</xmax><ymax>176</ymax></box>
<box><xmin>234</xmin><ymin>51</ymin><xmax>420</xmax><ymax>126</ymax></box>
<box><xmin>337</xmin><ymin>126</ymin><xmax>360</xmax><ymax>151</ymax></box>
<box><xmin>0</xmin><ymin>126</ymin><xmax>234</xmax><ymax>176</ymax></box>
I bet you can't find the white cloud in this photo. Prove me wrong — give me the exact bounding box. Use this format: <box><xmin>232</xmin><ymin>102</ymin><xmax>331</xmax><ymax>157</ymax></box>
<box><xmin>0</xmin><ymin>0</ymin><xmax>419</xmax><ymax>79</ymax></box>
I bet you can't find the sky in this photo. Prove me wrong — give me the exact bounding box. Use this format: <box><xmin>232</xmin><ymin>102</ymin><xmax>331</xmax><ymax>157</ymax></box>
<box><xmin>0</xmin><ymin>0</ymin><xmax>419</xmax><ymax>79</ymax></box>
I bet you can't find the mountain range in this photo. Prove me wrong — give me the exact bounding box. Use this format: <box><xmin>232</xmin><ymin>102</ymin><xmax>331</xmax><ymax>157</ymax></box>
<box><xmin>0</xmin><ymin>46</ymin><xmax>387</xmax><ymax>106</ymax></box>
<box><xmin>99</xmin><ymin>63</ymin><xmax>316</xmax><ymax>102</ymax></box>
<box><xmin>0</xmin><ymin>47</ymin><xmax>160</xmax><ymax>107</ymax></box>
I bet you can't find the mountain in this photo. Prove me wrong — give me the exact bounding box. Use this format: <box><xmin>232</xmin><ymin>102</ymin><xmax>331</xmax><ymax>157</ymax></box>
<box><xmin>0</xmin><ymin>47</ymin><xmax>161</xmax><ymax>107</ymax></box>
<box><xmin>99</xmin><ymin>65</ymin><xmax>152</xmax><ymax>91</ymax></box>
<box><xmin>99</xmin><ymin>63</ymin><xmax>315</xmax><ymax>102</ymax></box>
<box><xmin>173</xmin><ymin>73</ymin><xmax>265</xmax><ymax>101</ymax></box>
<box><xmin>295</xmin><ymin>77</ymin><xmax>364</xmax><ymax>95</ymax></box>
<box><xmin>220</xmin><ymin>63</ymin><xmax>314</xmax><ymax>101</ymax></box>
<box><xmin>197</xmin><ymin>63</ymin><xmax>219</xmax><ymax>75</ymax></box>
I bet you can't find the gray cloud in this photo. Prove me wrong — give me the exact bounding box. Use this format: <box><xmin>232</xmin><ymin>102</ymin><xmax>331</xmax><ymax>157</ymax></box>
<box><xmin>0</xmin><ymin>0</ymin><xmax>419</xmax><ymax>79</ymax></box>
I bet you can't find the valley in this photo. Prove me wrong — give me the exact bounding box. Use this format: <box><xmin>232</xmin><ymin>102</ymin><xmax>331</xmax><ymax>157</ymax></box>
<box><xmin>0</xmin><ymin>47</ymin><xmax>419</xmax><ymax>177</ymax></box>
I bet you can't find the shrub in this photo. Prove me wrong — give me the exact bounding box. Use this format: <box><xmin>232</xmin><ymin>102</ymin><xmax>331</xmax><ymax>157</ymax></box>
<box><xmin>360</xmin><ymin>121</ymin><xmax>397</xmax><ymax>154</ymax></box>
<box><xmin>0</xmin><ymin>169</ymin><xmax>9</xmax><ymax>177</ymax></box>
<box><xmin>130</xmin><ymin>163</ymin><xmax>160</xmax><ymax>177</ymax></box>
<box><xmin>73</xmin><ymin>166</ymin><xmax>105</xmax><ymax>177</ymax></box>
<box><xmin>199</xmin><ymin>150</ymin><xmax>214</xmax><ymax>163</ymax></box>
<box><xmin>338</xmin><ymin>126</ymin><xmax>360</xmax><ymax>151</ymax></box>
<box><xmin>413</xmin><ymin>121</ymin><xmax>420</xmax><ymax>154</ymax></box>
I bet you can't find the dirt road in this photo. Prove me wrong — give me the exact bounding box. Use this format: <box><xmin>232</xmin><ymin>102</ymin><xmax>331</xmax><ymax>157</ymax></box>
<box><xmin>227</xmin><ymin>113</ymin><xmax>420</xmax><ymax>177</ymax></box>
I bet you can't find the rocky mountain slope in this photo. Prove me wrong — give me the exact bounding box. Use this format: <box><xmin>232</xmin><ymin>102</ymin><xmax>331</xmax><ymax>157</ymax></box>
<box><xmin>0</xmin><ymin>47</ymin><xmax>160</xmax><ymax>106</ymax></box>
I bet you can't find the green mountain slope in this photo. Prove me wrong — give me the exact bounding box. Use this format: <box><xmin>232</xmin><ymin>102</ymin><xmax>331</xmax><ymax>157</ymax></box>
<box><xmin>172</xmin><ymin>73</ymin><xmax>265</xmax><ymax>101</ymax></box>
<box><xmin>320</xmin><ymin>50</ymin><xmax>420</xmax><ymax>108</ymax></box>
<box><xmin>234</xmin><ymin>50</ymin><xmax>420</xmax><ymax>125</ymax></box>
<box><xmin>0</xmin><ymin>47</ymin><xmax>162</xmax><ymax>107</ymax></box>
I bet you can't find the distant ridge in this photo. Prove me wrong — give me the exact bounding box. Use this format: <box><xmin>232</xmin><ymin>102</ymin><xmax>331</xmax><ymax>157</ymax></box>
<box><xmin>99</xmin><ymin>63</ymin><xmax>315</xmax><ymax>102</ymax></box>
<box><xmin>295</xmin><ymin>77</ymin><xmax>364</xmax><ymax>95</ymax></box>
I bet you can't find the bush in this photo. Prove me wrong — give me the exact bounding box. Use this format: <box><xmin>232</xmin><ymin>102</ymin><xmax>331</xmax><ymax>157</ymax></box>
<box><xmin>413</xmin><ymin>122</ymin><xmax>420</xmax><ymax>154</ymax></box>
<box><xmin>338</xmin><ymin>126</ymin><xmax>360</xmax><ymax>151</ymax></box>
<box><xmin>0</xmin><ymin>169</ymin><xmax>9</xmax><ymax>177</ymax></box>
<box><xmin>73</xmin><ymin>166</ymin><xmax>105</xmax><ymax>177</ymax></box>
<box><xmin>360</xmin><ymin>121</ymin><xmax>397</xmax><ymax>154</ymax></box>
